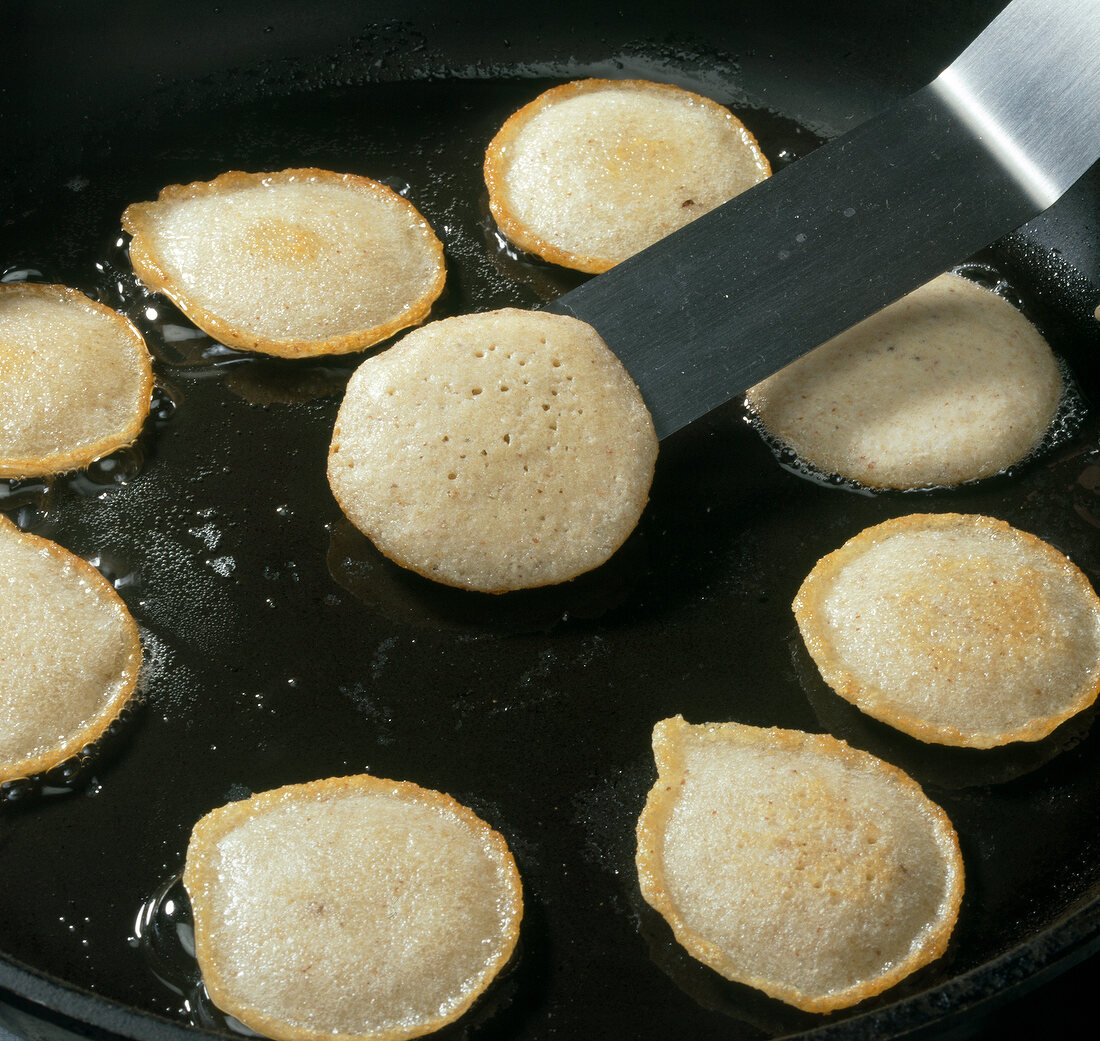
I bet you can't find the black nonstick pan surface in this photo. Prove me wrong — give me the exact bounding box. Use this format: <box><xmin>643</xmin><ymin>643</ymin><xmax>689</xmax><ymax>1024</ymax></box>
<box><xmin>2</xmin><ymin>2</ymin><xmax>1099</xmax><ymax>1040</ymax></box>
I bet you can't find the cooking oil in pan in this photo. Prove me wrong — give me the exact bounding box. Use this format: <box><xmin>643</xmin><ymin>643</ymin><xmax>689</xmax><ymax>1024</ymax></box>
<box><xmin>0</xmin><ymin>70</ymin><xmax>1098</xmax><ymax>1041</ymax></box>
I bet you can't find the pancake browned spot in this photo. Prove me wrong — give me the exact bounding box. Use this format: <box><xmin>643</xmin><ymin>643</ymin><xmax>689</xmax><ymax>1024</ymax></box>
<box><xmin>793</xmin><ymin>513</ymin><xmax>1100</xmax><ymax>747</ymax></box>
<box><xmin>0</xmin><ymin>514</ymin><xmax>142</xmax><ymax>782</ymax></box>
<box><xmin>327</xmin><ymin>308</ymin><xmax>657</xmax><ymax>593</ymax></box>
<box><xmin>485</xmin><ymin>78</ymin><xmax>770</xmax><ymax>273</ymax></box>
<box><xmin>746</xmin><ymin>273</ymin><xmax>1063</xmax><ymax>489</ymax></box>
<box><xmin>184</xmin><ymin>775</ymin><xmax>523</xmax><ymax>1041</ymax></box>
<box><xmin>122</xmin><ymin>169</ymin><xmax>445</xmax><ymax>358</ymax></box>
<box><xmin>636</xmin><ymin>716</ymin><xmax>964</xmax><ymax>1013</ymax></box>
<box><xmin>0</xmin><ymin>282</ymin><xmax>153</xmax><ymax>478</ymax></box>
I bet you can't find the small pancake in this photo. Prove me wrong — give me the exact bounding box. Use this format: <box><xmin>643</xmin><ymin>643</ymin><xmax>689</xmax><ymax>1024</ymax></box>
<box><xmin>122</xmin><ymin>169</ymin><xmax>446</xmax><ymax>358</ymax></box>
<box><xmin>745</xmin><ymin>272</ymin><xmax>1063</xmax><ymax>489</ymax></box>
<box><xmin>485</xmin><ymin>78</ymin><xmax>771</xmax><ymax>273</ymax></box>
<box><xmin>327</xmin><ymin>307</ymin><xmax>657</xmax><ymax>593</ymax></box>
<box><xmin>183</xmin><ymin>775</ymin><xmax>523</xmax><ymax>1041</ymax></box>
<box><xmin>0</xmin><ymin>282</ymin><xmax>153</xmax><ymax>478</ymax></box>
<box><xmin>793</xmin><ymin>513</ymin><xmax>1100</xmax><ymax>747</ymax></box>
<box><xmin>636</xmin><ymin>716</ymin><xmax>963</xmax><ymax>1013</ymax></box>
<box><xmin>0</xmin><ymin>514</ymin><xmax>142</xmax><ymax>782</ymax></box>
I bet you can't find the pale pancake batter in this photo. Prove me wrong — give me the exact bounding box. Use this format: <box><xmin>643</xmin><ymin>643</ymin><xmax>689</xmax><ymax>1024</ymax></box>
<box><xmin>327</xmin><ymin>308</ymin><xmax>657</xmax><ymax>593</ymax></box>
<box><xmin>746</xmin><ymin>273</ymin><xmax>1063</xmax><ymax>489</ymax></box>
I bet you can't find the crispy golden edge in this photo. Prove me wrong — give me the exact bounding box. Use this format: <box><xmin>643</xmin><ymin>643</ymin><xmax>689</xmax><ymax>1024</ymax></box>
<box><xmin>121</xmin><ymin>169</ymin><xmax>447</xmax><ymax>359</ymax></box>
<box><xmin>0</xmin><ymin>283</ymin><xmax>154</xmax><ymax>479</ymax></box>
<box><xmin>183</xmin><ymin>774</ymin><xmax>524</xmax><ymax>1041</ymax></box>
<box><xmin>635</xmin><ymin>716</ymin><xmax>965</xmax><ymax>1013</ymax></box>
<box><xmin>793</xmin><ymin>513</ymin><xmax>1100</xmax><ymax>748</ymax></box>
<box><xmin>483</xmin><ymin>78</ymin><xmax>771</xmax><ymax>273</ymax></box>
<box><xmin>0</xmin><ymin>514</ymin><xmax>143</xmax><ymax>783</ymax></box>
<box><xmin>326</xmin><ymin>308</ymin><xmax>658</xmax><ymax>594</ymax></box>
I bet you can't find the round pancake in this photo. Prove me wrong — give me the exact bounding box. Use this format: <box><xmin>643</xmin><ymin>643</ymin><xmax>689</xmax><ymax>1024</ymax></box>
<box><xmin>327</xmin><ymin>308</ymin><xmax>657</xmax><ymax>593</ymax></box>
<box><xmin>183</xmin><ymin>775</ymin><xmax>523</xmax><ymax>1041</ymax></box>
<box><xmin>122</xmin><ymin>169</ymin><xmax>446</xmax><ymax>358</ymax></box>
<box><xmin>0</xmin><ymin>282</ymin><xmax>153</xmax><ymax>478</ymax></box>
<box><xmin>636</xmin><ymin>716</ymin><xmax>963</xmax><ymax>1013</ymax></box>
<box><xmin>0</xmin><ymin>514</ymin><xmax>142</xmax><ymax>782</ymax></box>
<box><xmin>793</xmin><ymin>513</ymin><xmax>1100</xmax><ymax>747</ymax></box>
<box><xmin>745</xmin><ymin>272</ymin><xmax>1063</xmax><ymax>489</ymax></box>
<box><xmin>484</xmin><ymin>78</ymin><xmax>771</xmax><ymax>273</ymax></box>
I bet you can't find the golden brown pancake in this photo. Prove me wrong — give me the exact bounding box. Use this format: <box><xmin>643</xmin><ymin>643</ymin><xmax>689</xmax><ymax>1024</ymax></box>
<box><xmin>184</xmin><ymin>775</ymin><xmax>523</xmax><ymax>1041</ymax></box>
<box><xmin>327</xmin><ymin>307</ymin><xmax>657</xmax><ymax>592</ymax></box>
<box><xmin>636</xmin><ymin>716</ymin><xmax>964</xmax><ymax>1012</ymax></box>
<box><xmin>485</xmin><ymin>78</ymin><xmax>770</xmax><ymax>272</ymax></box>
<box><xmin>793</xmin><ymin>513</ymin><xmax>1100</xmax><ymax>746</ymax></box>
<box><xmin>0</xmin><ymin>514</ymin><xmax>142</xmax><ymax>782</ymax></box>
<box><xmin>0</xmin><ymin>282</ymin><xmax>153</xmax><ymax>478</ymax></box>
<box><xmin>123</xmin><ymin>169</ymin><xmax>445</xmax><ymax>358</ymax></box>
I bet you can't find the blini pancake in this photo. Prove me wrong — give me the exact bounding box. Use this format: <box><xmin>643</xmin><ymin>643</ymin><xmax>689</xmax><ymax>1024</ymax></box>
<box><xmin>0</xmin><ymin>514</ymin><xmax>142</xmax><ymax>782</ymax></box>
<box><xmin>122</xmin><ymin>169</ymin><xmax>445</xmax><ymax>358</ymax></box>
<box><xmin>793</xmin><ymin>513</ymin><xmax>1100</xmax><ymax>747</ymax></box>
<box><xmin>184</xmin><ymin>775</ymin><xmax>523</xmax><ymax>1041</ymax></box>
<box><xmin>746</xmin><ymin>273</ymin><xmax>1063</xmax><ymax>489</ymax></box>
<box><xmin>327</xmin><ymin>308</ymin><xmax>657</xmax><ymax>593</ymax></box>
<box><xmin>636</xmin><ymin>716</ymin><xmax>963</xmax><ymax>1012</ymax></box>
<box><xmin>485</xmin><ymin>78</ymin><xmax>770</xmax><ymax>273</ymax></box>
<box><xmin>0</xmin><ymin>282</ymin><xmax>153</xmax><ymax>478</ymax></box>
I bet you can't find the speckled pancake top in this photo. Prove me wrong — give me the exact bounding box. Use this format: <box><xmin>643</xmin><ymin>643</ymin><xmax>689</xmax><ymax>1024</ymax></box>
<box><xmin>327</xmin><ymin>307</ymin><xmax>657</xmax><ymax>593</ymax></box>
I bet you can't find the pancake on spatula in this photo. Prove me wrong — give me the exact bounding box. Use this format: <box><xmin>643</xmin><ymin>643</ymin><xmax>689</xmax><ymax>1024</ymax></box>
<box><xmin>0</xmin><ymin>514</ymin><xmax>142</xmax><ymax>782</ymax></box>
<box><xmin>794</xmin><ymin>513</ymin><xmax>1100</xmax><ymax>747</ymax></box>
<box><xmin>0</xmin><ymin>282</ymin><xmax>153</xmax><ymax>478</ymax></box>
<box><xmin>746</xmin><ymin>272</ymin><xmax>1063</xmax><ymax>489</ymax></box>
<box><xmin>184</xmin><ymin>775</ymin><xmax>523</xmax><ymax>1041</ymax></box>
<box><xmin>485</xmin><ymin>78</ymin><xmax>771</xmax><ymax>273</ymax></box>
<box><xmin>327</xmin><ymin>307</ymin><xmax>657</xmax><ymax>593</ymax></box>
<box><xmin>122</xmin><ymin>169</ymin><xmax>445</xmax><ymax>358</ymax></box>
<box><xmin>636</xmin><ymin>716</ymin><xmax>963</xmax><ymax>1013</ymax></box>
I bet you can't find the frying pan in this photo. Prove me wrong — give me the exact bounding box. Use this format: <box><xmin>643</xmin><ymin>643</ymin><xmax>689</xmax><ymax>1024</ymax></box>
<box><xmin>1</xmin><ymin>2</ymin><xmax>1099</xmax><ymax>1040</ymax></box>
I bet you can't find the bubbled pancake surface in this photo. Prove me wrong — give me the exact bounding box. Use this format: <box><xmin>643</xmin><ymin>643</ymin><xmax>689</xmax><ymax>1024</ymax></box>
<box><xmin>636</xmin><ymin>716</ymin><xmax>964</xmax><ymax>1013</ymax></box>
<box><xmin>794</xmin><ymin>513</ymin><xmax>1100</xmax><ymax>747</ymax></box>
<box><xmin>745</xmin><ymin>272</ymin><xmax>1063</xmax><ymax>489</ymax></box>
<box><xmin>327</xmin><ymin>308</ymin><xmax>657</xmax><ymax>593</ymax></box>
<box><xmin>122</xmin><ymin>169</ymin><xmax>445</xmax><ymax>358</ymax></box>
<box><xmin>0</xmin><ymin>514</ymin><xmax>142</xmax><ymax>782</ymax></box>
<box><xmin>484</xmin><ymin>78</ymin><xmax>771</xmax><ymax>272</ymax></box>
<box><xmin>183</xmin><ymin>775</ymin><xmax>523</xmax><ymax>1041</ymax></box>
<box><xmin>0</xmin><ymin>283</ymin><xmax>153</xmax><ymax>478</ymax></box>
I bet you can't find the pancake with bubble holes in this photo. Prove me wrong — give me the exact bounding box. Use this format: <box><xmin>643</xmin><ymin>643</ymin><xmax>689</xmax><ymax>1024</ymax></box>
<box><xmin>793</xmin><ymin>513</ymin><xmax>1100</xmax><ymax>747</ymax></box>
<box><xmin>745</xmin><ymin>272</ymin><xmax>1063</xmax><ymax>489</ymax></box>
<box><xmin>636</xmin><ymin>715</ymin><xmax>964</xmax><ymax>1013</ymax></box>
<box><xmin>0</xmin><ymin>514</ymin><xmax>142</xmax><ymax>783</ymax></box>
<box><xmin>183</xmin><ymin>774</ymin><xmax>523</xmax><ymax>1041</ymax></box>
<box><xmin>327</xmin><ymin>307</ymin><xmax>658</xmax><ymax>593</ymax></box>
<box><xmin>484</xmin><ymin>78</ymin><xmax>771</xmax><ymax>273</ymax></box>
<box><xmin>0</xmin><ymin>282</ymin><xmax>153</xmax><ymax>478</ymax></box>
<box><xmin>122</xmin><ymin>168</ymin><xmax>445</xmax><ymax>358</ymax></box>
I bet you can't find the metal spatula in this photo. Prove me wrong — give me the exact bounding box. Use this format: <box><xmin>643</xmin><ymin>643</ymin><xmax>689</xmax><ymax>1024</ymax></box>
<box><xmin>547</xmin><ymin>0</ymin><xmax>1100</xmax><ymax>439</ymax></box>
